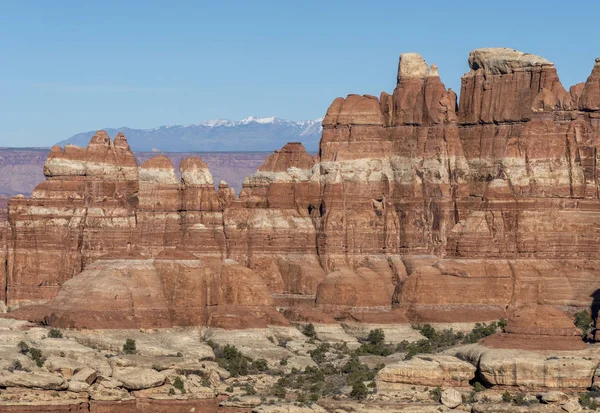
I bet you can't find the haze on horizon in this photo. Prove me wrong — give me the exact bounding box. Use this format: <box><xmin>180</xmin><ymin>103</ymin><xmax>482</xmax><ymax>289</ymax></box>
<box><xmin>1</xmin><ymin>0</ymin><xmax>599</xmax><ymax>147</ymax></box>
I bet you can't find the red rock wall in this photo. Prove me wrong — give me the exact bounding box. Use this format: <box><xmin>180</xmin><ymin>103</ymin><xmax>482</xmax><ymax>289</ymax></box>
<box><xmin>2</xmin><ymin>47</ymin><xmax>600</xmax><ymax>326</ymax></box>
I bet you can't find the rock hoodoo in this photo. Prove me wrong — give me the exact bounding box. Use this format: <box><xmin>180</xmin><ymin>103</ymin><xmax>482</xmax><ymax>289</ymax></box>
<box><xmin>1</xmin><ymin>47</ymin><xmax>600</xmax><ymax>334</ymax></box>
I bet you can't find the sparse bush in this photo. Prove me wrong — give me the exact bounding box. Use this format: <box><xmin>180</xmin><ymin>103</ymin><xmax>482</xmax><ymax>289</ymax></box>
<box><xmin>252</xmin><ymin>358</ymin><xmax>268</xmax><ymax>372</ymax></box>
<box><xmin>357</xmin><ymin>329</ymin><xmax>394</xmax><ymax>356</ymax></box>
<box><xmin>309</xmin><ymin>343</ymin><xmax>330</xmax><ymax>364</ymax></box>
<box><xmin>8</xmin><ymin>359</ymin><xmax>23</xmax><ymax>372</ymax></box>
<box><xmin>168</xmin><ymin>387</ymin><xmax>175</xmax><ymax>396</ymax></box>
<box><xmin>343</xmin><ymin>356</ymin><xmax>375</xmax><ymax>384</ymax></box>
<box><xmin>17</xmin><ymin>341</ymin><xmax>29</xmax><ymax>354</ymax></box>
<box><xmin>512</xmin><ymin>393</ymin><xmax>526</xmax><ymax>406</ymax></box>
<box><xmin>296</xmin><ymin>392</ymin><xmax>308</xmax><ymax>404</ymax></box>
<box><xmin>463</xmin><ymin>322</ymin><xmax>502</xmax><ymax>344</ymax></box>
<box><xmin>29</xmin><ymin>347</ymin><xmax>45</xmax><ymax>367</ymax></box>
<box><xmin>502</xmin><ymin>391</ymin><xmax>512</xmax><ymax>403</ymax></box>
<box><xmin>302</xmin><ymin>323</ymin><xmax>317</xmax><ymax>338</ymax></box>
<box><xmin>244</xmin><ymin>384</ymin><xmax>256</xmax><ymax>395</ymax></box>
<box><xmin>280</xmin><ymin>357</ymin><xmax>288</xmax><ymax>366</ymax></box>
<box><xmin>123</xmin><ymin>338</ymin><xmax>136</xmax><ymax>354</ymax></box>
<box><xmin>398</xmin><ymin>322</ymin><xmax>503</xmax><ymax>359</ymax></box>
<box><xmin>48</xmin><ymin>328</ymin><xmax>63</xmax><ymax>339</ymax></box>
<box><xmin>473</xmin><ymin>381</ymin><xmax>486</xmax><ymax>392</ymax></box>
<box><xmin>367</xmin><ymin>328</ymin><xmax>385</xmax><ymax>345</ymax></box>
<box><xmin>350</xmin><ymin>380</ymin><xmax>368</xmax><ymax>400</ymax></box>
<box><xmin>272</xmin><ymin>384</ymin><xmax>286</xmax><ymax>399</ymax></box>
<box><xmin>429</xmin><ymin>386</ymin><xmax>442</xmax><ymax>403</ymax></box>
<box><xmin>333</xmin><ymin>342</ymin><xmax>349</xmax><ymax>354</ymax></box>
<box><xmin>219</xmin><ymin>344</ymin><xmax>249</xmax><ymax>377</ymax></box>
<box><xmin>173</xmin><ymin>376</ymin><xmax>185</xmax><ymax>393</ymax></box>
<box><xmin>574</xmin><ymin>310</ymin><xmax>593</xmax><ymax>337</ymax></box>
<box><xmin>580</xmin><ymin>391</ymin><xmax>600</xmax><ymax>409</ymax></box>
<box><xmin>225</xmin><ymin>386</ymin><xmax>234</xmax><ymax>392</ymax></box>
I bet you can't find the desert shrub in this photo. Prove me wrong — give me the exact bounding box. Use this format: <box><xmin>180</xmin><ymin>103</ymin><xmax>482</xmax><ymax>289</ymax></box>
<box><xmin>357</xmin><ymin>329</ymin><xmax>395</xmax><ymax>356</ymax></box>
<box><xmin>225</xmin><ymin>386</ymin><xmax>234</xmax><ymax>392</ymax></box>
<box><xmin>397</xmin><ymin>339</ymin><xmax>434</xmax><ymax>360</ymax></box>
<box><xmin>399</xmin><ymin>322</ymin><xmax>503</xmax><ymax>359</ymax></box>
<box><xmin>29</xmin><ymin>347</ymin><xmax>45</xmax><ymax>367</ymax></box>
<box><xmin>512</xmin><ymin>393</ymin><xmax>526</xmax><ymax>406</ymax></box>
<box><xmin>473</xmin><ymin>381</ymin><xmax>486</xmax><ymax>392</ymax></box>
<box><xmin>280</xmin><ymin>357</ymin><xmax>288</xmax><ymax>366</ymax></box>
<box><xmin>579</xmin><ymin>391</ymin><xmax>600</xmax><ymax>409</ymax></box>
<box><xmin>429</xmin><ymin>386</ymin><xmax>442</xmax><ymax>403</ymax></box>
<box><xmin>252</xmin><ymin>358</ymin><xmax>268</xmax><ymax>372</ymax></box>
<box><xmin>244</xmin><ymin>384</ymin><xmax>256</xmax><ymax>395</ymax></box>
<box><xmin>350</xmin><ymin>380</ymin><xmax>368</xmax><ymax>400</ymax></box>
<box><xmin>17</xmin><ymin>341</ymin><xmax>29</xmax><ymax>354</ymax></box>
<box><xmin>463</xmin><ymin>322</ymin><xmax>502</xmax><ymax>344</ymax></box>
<box><xmin>48</xmin><ymin>328</ymin><xmax>63</xmax><ymax>339</ymax></box>
<box><xmin>173</xmin><ymin>376</ymin><xmax>185</xmax><ymax>393</ymax></box>
<box><xmin>333</xmin><ymin>342</ymin><xmax>350</xmax><ymax>354</ymax></box>
<box><xmin>219</xmin><ymin>344</ymin><xmax>249</xmax><ymax>377</ymax></box>
<box><xmin>168</xmin><ymin>387</ymin><xmax>175</xmax><ymax>396</ymax></box>
<box><xmin>309</xmin><ymin>343</ymin><xmax>330</xmax><ymax>363</ymax></box>
<box><xmin>123</xmin><ymin>338</ymin><xmax>136</xmax><ymax>354</ymax></box>
<box><xmin>367</xmin><ymin>328</ymin><xmax>385</xmax><ymax>345</ymax></box>
<box><xmin>343</xmin><ymin>356</ymin><xmax>375</xmax><ymax>384</ymax></box>
<box><xmin>574</xmin><ymin>310</ymin><xmax>593</xmax><ymax>336</ymax></box>
<box><xmin>8</xmin><ymin>359</ymin><xmax>23</xmax><ymax>372</ymax></box>
<box><xmin>296</xmin><ymin>392</ymin><xmax>308</xmax><ymax>404</ymax></box>
<box><xmin>502</xmin><ymin>391</ymin><xmax>512</xmax><ymax>403</ymax></box>
<box><xmin>272</xmin><ymin>384</ymin><xmax>286</xmax><ymax>398</ymax></box>
<box><xmin>302</xmin><ymin>323</ymin><xmax>317</xmax><ymax>338</ymax></box>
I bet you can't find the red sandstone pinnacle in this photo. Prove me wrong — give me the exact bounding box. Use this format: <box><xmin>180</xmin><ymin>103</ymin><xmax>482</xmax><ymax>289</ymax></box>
<box><xmin>579</xmin><ymin>58</ymin><xmax>600</xmax><ymax>111</ymax></box>
<box><xmin>258</xmin><ymin>142</ymin><xmax>315</xmax><ymax>172</ymax></box>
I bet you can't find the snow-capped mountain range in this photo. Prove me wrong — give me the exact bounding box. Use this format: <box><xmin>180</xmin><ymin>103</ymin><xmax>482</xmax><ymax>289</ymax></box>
<box><xmin>58</xmin><ymin>116</ymin><xmax>324</xmax><ymax>152</ymax></box>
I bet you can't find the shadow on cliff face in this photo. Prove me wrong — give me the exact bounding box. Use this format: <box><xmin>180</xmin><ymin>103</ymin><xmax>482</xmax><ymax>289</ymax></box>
<box><xmin>591</xmin><ymin>289</ymin><xmax>600</xmax><ymax>341</ymax></box>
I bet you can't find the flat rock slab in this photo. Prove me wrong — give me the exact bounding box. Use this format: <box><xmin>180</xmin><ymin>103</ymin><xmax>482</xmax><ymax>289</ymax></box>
<box><xmin>0</xmin><ymin>371</ymin><xmax>67</xmax><ymax>390</ymax></box>
<box><xmin>111</xmin><ymin>367</ymin><xmax>166</xmax><ymax>390</ymax></box>
<box><xmin>448</xmin><ymin>344</ymin><xmax>598</xmax><ymax>389</ymax></box>
<box><xmin>376</xmin><ymin>354</ymin><xmax>475</xmax><ymax>389</ymax></box>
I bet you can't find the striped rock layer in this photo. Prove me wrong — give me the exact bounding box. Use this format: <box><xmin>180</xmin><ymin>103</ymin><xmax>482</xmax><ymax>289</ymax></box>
<box><xmin>1</xmin><ymin>48</ymin><xmax>600</xmax><ymax>340</ymax></box>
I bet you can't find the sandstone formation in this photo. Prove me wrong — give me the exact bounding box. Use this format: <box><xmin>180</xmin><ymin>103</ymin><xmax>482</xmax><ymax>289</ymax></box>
<box><xmin>1</xmin><ymin>47</ymin><xmax>600</xmax><ymax>340</ymax></box>
<box><xmin>448</xmin><ymin>343</ymin><xmax>599</xmax><ymax>390</ymax></box>
<box><xmin>376</xmin><ymin>354</ymin><xmax>476</xmax><ymax>388</ymax></box>
<box><xmin>480</xmin><ymin>305</ymin><xmax>586</xmax><ymax>351</ymax></box>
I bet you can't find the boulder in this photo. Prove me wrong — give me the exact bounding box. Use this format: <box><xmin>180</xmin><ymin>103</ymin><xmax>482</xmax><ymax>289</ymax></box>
<box><xmin>441</xmin><ymin>388</ymin><xmax>462</xmax><ymax>408</ymax></box>
<box><xmin>111</xmin><ymin>367</ymin><xmax>166</xmax><ymax>390</ymax></box>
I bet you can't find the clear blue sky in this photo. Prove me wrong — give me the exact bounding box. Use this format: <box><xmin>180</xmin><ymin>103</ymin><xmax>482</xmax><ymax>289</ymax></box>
<box><xmin>1</xmin><ymin>0</ymin><xmax>599</xmax><ymax>147</ymax></box>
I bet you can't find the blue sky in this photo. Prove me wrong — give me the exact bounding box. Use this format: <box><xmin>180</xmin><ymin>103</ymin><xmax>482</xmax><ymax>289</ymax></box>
<box><xmin>1</xmin><ymin>0</ymin><xmax>599</xmax><ymax>147</ymax></box>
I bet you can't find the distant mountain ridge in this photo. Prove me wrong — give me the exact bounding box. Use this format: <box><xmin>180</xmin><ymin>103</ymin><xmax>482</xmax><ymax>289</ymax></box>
<box><xmin>57</xmin><ymin>116</ymin><xmax>324</xmax><ymax>152</ymax></box>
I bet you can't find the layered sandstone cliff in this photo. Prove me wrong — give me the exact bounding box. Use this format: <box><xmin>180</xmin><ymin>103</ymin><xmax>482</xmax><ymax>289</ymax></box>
<box><xmin>1</xmin><ymin>47</ymin><xmax>600</xmax><ymax>333</ymax></box>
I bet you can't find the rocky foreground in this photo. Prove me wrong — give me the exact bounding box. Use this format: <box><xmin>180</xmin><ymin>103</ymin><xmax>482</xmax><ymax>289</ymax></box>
<box><xmin>0</xmin><ymin>315</ymin><xmax>598</xmax><ymax>412</ymax></box>
<box><xmin>1</xmin><ymin>46</ymin><xmax>600</xmax><ymax>410</ymax></box>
